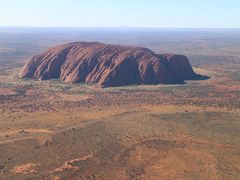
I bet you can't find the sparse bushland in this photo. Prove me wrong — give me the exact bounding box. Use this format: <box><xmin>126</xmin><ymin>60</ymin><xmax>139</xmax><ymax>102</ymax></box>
<box><xmin>0</xmin><ymin>29</ymin><xmax>240</xmax><ymax>179</ymax></box>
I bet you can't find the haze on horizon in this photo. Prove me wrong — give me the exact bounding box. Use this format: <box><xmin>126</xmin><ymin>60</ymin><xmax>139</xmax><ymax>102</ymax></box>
<box><xmin>0</xmin><ymin>0</ymin><xmax>240</xmax><ymax>28</ymax></box>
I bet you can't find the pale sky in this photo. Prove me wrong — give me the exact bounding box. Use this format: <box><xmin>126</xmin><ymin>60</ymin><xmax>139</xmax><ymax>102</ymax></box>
<box><xmin>0</xmin><ymin>0</ymin><xmax>239</xmax><ymax>28</ymax></box>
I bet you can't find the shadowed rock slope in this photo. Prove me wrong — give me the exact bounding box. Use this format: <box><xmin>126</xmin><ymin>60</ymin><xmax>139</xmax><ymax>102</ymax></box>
<box><xmin>20</xmin><ymin>42</ymin><xmax>206</xmax><ymax>87</ymax></box>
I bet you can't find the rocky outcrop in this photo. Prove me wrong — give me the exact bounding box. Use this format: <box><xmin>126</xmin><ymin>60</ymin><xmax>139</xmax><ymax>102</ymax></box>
<box><xmin>20</xmin><ymin>42</ymin><xmax>206</xmax><ymax>87</ymax></box>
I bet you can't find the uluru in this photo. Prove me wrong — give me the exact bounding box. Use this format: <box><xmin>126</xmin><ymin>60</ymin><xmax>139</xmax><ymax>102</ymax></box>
<box><xmin>19</xmin><ymin>42</ymin><xmax>206</xmax><ymax>87</ymax></box>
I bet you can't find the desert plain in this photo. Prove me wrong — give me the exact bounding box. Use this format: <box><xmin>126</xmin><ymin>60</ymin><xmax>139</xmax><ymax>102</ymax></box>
<box><xmin>0</xmin><ymin>28</ymin><xmax>239</xmax><ymax>179</ymax></box>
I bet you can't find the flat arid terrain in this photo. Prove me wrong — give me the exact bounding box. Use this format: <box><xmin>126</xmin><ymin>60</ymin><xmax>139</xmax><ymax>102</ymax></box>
<box><xmin>0</xmin><ymin>28</ymin><xmax>240</xmax><ymax>179</ymax></box>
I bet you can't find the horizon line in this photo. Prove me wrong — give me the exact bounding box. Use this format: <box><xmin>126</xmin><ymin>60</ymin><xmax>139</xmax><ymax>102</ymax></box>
<box><xmin>1</xmin><ymin>26</ymin><xmax>240</xmax><ymax>29</ymax></box>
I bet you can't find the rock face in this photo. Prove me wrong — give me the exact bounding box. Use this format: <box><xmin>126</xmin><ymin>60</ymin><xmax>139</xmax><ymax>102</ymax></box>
<box><xmin>20</xmin><ymin>42</ymin><xmax>204</xmax><ymax>87</ymax></box>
